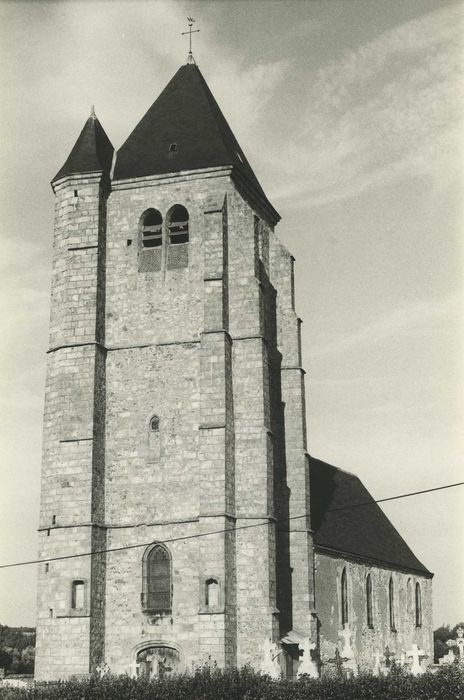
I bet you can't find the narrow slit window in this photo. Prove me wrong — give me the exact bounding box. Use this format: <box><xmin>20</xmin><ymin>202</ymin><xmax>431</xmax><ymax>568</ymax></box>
<box><xmin>71</xmin><ymin>580</ymin><xmax>85</xmax><ymax>610</ymax></box>
<box><xmin>366</xmin><ymin>574</ymin><xmax>373</xmax><ymax>628</ymax></box>
<box><xmin>142</xmin><ymin>209</ymin><xmax>163</xmax><ymax>249</ymax></box>
<box><xmin>168</xmin><ymin>205</ymin><xmax>189</xmax><ymax>245</ymax></box>
<box><xmin>341</xmin><ymin>567</ymin><xmax>348</xmax><ymax>626</ymax></box>
<box><xmin>389</xmin><ymin>577</ymin><xmax>395</xmax><ymax>630</ymax></box>
<box><xmin>415</xmin><ymin>582</ymin><xmax>422</xmax><ymax>627</ymax></box>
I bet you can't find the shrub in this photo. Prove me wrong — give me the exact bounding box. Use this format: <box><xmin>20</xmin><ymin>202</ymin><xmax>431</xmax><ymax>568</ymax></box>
<box><xmin>0</xmin><ymin>664</ymin><xmax>462</xmax><ymax>700</ymax></box>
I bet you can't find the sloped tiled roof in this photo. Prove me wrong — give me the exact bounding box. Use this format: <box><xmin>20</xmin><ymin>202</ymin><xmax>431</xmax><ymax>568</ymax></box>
<box><xmin>52</xmin><ymin>113</ymin><xmax>114</xmax><ymax>184</ymax></box>
<box><xmin>310</xmin><ymin>456</ymin><xmax>432</xmax><ymax>576</ymax></box>
<box><xmin>113</xmin><ymin>64</ymin><xmax>278</xmax><ymax>221</ymax></box>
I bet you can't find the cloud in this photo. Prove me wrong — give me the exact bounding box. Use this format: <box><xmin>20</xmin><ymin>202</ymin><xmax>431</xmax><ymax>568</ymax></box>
<box><xmin>310</xmin><ymin>292</ymin><xmax>462</xmax><ymax>358</ymax></box>
<box><xmin>270</xmin><ymin>4</ymin><xmax>463</xmax><ymax>204</ymax></box>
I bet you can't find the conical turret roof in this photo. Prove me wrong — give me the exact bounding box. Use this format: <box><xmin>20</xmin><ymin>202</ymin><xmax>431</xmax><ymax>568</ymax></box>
<box><xmin>114</xmin><ymin>64</ymin><xmax>278</xmax><ymax>221</ymax></box>
<box><xmin>52</xmin><ymin>110</ymin><xmax>114</xmax><ymax>184</ymax></box>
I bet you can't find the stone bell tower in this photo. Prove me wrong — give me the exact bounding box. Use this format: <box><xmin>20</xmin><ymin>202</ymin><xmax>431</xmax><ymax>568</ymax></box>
<box><xmin>35</xmin><ymin>62</ymin><xmax>315</xmax><ymax>680</ymax></box>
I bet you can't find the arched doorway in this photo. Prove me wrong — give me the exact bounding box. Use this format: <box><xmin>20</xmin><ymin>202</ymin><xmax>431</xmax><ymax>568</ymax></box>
<box><xmin>135</xmin><ymin>645</ymin><xmax>180</xmax><ymax>679</ymax></box>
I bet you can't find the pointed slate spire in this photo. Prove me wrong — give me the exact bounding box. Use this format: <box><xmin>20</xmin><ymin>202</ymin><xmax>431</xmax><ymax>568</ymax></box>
<box><xmin>52</xmin><ymin>107</ymin><xmax>114</xmax><ymax>184</ymax></box>
<box><xmin>114</xmin><ymin>64</ymin><xmax>279</xmax><ymax>222</ymax></box>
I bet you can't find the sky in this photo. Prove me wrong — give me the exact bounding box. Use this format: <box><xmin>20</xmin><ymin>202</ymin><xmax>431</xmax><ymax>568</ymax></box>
<box><xmin>0</xmin><ymin>0</ymin><xmax>463</xmax><ymax>630</ymax></box>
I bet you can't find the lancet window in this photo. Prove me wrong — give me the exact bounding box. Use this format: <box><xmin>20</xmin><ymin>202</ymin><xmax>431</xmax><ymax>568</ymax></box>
<box><xmin>142</xmin><ymin>544</ymin><xmax>172</xmax><ymax>613</ymax></box>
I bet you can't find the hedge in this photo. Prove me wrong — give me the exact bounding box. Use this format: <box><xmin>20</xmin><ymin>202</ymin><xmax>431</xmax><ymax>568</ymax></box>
<box><xmin>0</xmin><ymin>664</ymin><xmax>463</xmax><ymax>700</ymax></box>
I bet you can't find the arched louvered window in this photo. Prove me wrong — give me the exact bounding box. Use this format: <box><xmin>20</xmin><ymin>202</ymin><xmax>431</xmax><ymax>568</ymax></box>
<box><xmin>366</xmin><ymin>574</ymin><xmax>374</xmax><ymax>628</ymax></box>
<box><xmin>149</xmin><ymin>415</ymin><xmax>159</xmax><ymax>432</ymax></box>
<box><xmin>142</xmin><ymin>209</ymin><xmax>163</xmax><ymax>248</ymax></box>
<box><xmin>142</xmin><ymin>544</ymin><xmax>172</xmax><ymax>613</ymax></box>
<box><xmin>168</xmin><ymin>205</ymin><xmax>189</xmax><ymax>245</ymax></box>
<box><xmin>415</xmin><ymin>582</ymin><xmax>422</xmax><ymax>627</ymax></box>
<box><xmin>341</xmin><ymin>567</ymin><xmax>348</xmax><ymax>626</ymax></box>
<box><xmin>389</xmin><ymin>576</ymin><xmax>396</xmax><ymax>630</ymax></box>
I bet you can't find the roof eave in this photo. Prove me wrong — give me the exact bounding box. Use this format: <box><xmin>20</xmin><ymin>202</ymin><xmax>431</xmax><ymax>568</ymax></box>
<box><xmin>314</xmin><ymin>543</ymin><xmax>433</xmax><ymax>579</ymax></box>
<box><xmin>51</xmin><ymin>170</ymin><xmax>107</xmax><ymax>193</ymax></box>
<box><xmin>230</xmin><ymin>165</ymin><xmax>280</xmax><ymax>227</ymax></box>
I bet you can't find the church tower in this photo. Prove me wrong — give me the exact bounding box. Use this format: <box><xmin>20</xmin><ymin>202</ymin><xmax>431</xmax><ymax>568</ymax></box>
<box><xmin>35</xmin><ymin>62</ymin><xmax>315</xmax><ymax>680</ymax></box>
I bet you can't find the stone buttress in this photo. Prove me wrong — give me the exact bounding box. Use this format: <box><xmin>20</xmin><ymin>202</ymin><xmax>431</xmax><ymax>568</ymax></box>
<box><xmin>35</xmin><ymin>112</ymin><xmax>112</xmax><ymax>679</ymax></box>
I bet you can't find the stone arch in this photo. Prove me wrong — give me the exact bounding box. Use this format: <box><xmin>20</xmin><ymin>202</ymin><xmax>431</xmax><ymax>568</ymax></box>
<box><xmin>166</xmin><ymin>204</ymin><xmax>189</xmax><ymax>269</ymax></box>
<box><xmin>132</xmin><ymin>640</ymin><xmax>182</xmax><ymax>679</ymax></box>
<box><xmin>141</xmin><ymin>543</ymin><xmax>172</xmax><ymax>613</ymax></box>
<box><xmin>140</xmin><ymin>208</ymin><xmax>163</xmax><ymax>249</ymax></box>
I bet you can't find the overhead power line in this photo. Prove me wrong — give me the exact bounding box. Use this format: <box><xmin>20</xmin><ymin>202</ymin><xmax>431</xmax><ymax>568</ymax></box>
<box><xmin>0</xmin><ymin>480</ymin><xmax>462</xmax><ymax>571</ymax></box>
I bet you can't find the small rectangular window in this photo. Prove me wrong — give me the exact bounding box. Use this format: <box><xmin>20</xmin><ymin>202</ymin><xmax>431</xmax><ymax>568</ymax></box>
<box><xmin>72</xmin><ymin>580</ymin><xmax>85</xmax><ymax>610</ymax></box>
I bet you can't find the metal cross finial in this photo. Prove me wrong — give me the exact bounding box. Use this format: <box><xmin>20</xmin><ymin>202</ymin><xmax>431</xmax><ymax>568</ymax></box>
<box><xmin>182</xmin><ymin>17</ymin><xmax>200</xmax><ymax>64</ymax></box>
<box><xmin>90</xmin><ymin>105</ymin><xmax>96</xmax><ymax>119</ymax></box>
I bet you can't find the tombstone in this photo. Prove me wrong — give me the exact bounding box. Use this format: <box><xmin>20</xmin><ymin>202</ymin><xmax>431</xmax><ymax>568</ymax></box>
<box><xmin>327</xmin><ymin>647</ymin><xmax>349</xmax><ymax>678</ymax></box>
<box><xmin>260</xmin><ymin>637</ymin><xmax>281</xmax><ymax>679</ymax></box>
<box><xmin>129</xmin><ymin>659</ymin><xmax>138</xmax><ymax>678</ymax></box>
<box><xmin>372</xmin><ymin>651</ymin><xmax>381</xmax><ymax>676</ymax></box>
<box><xmin>383</xmin><ymin>645</ymin><xmax>396</xmax><ymax>669</ymax></box>
<box><xmin>407</xmin><ymin>643</ymin><xmax>427</xmax><ymax>675</ymax></box>
<box><xmin>1</xmin><ymin>679</ymin><xmax>28</xmax><ymax>688</ymax></box>
<box><xmin>439</xmin><ymin>649</ymin><xmax>456</xmax><ymax>665</ymax></box>
<box><xmin>456</xmin><ymin>627</ymin><xmax>464</xmax><ymax>660</ymax></box>
<box><xmin>135</xmin><ymin>646</ymin><xmax>180</xmax><ymax>679</ymax></box>
<box><xmin>95</xmin><ymin>661</ymin><xmax>110</xmax><ymax>678</ymax></box>
<box><xmin>297</xmin><ymin>637</ymin><xmax>318</xmax><ymax>678</ymax></box>
<box><xmin>338</xmin><ymin>624</ymin><xmax>358</xmax><ymax>677</ymax></box>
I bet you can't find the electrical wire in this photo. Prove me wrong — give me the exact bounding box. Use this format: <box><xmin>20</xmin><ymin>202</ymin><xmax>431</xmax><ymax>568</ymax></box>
<box><xmin>0</xmin><ymin>481</ymin><xmax>462</xmax><ymax>570</ymax></box>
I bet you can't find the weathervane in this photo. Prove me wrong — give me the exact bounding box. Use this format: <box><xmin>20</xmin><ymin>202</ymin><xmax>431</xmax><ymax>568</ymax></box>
<box><xmin>182</xmin><ymin>17</ymin><xmax>200</xmax><ymax>64</ymax></box>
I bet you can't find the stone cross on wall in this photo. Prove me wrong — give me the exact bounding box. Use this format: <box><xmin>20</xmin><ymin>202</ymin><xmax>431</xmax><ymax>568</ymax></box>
<box><xmin>407</xmin><ymin>643</ymin><xmax>427</xmax><ymax>675</ymax></box>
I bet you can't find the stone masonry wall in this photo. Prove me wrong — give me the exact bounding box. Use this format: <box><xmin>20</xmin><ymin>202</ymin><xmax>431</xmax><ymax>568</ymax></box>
<box><xmin>38</xmin><ymin>165</ymin><xmax>314</xmax><ymax>678</ymax></box>
<box><xmin>102</xmin><ymin>173</ymin><xmax>283</xmax><ymax>672</ymax></box>
<box><xmin>269</xmin><ymin>235</ymin><xmax>315</xmax><ymax>641</ymax></box>
<box><xmin>103</xmin><ymin>174</ymin><xmax>241</xmax><ymax>673</ymax></box>
<box><xmin>315</xmin><ymin>551</ymin><xmax>433</xmax><ymax>674</ymax></box>
<box><xmin>35</xmin><ymin>174</ymin><xmax>108</xmax><ymax>680</ymax></box>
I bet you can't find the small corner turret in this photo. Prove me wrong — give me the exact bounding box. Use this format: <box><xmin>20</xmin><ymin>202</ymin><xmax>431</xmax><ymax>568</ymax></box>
<box><xmin>51</xmin><ymin>107</ymin><xmax>114</xmax><ymax>191</ymax></box>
